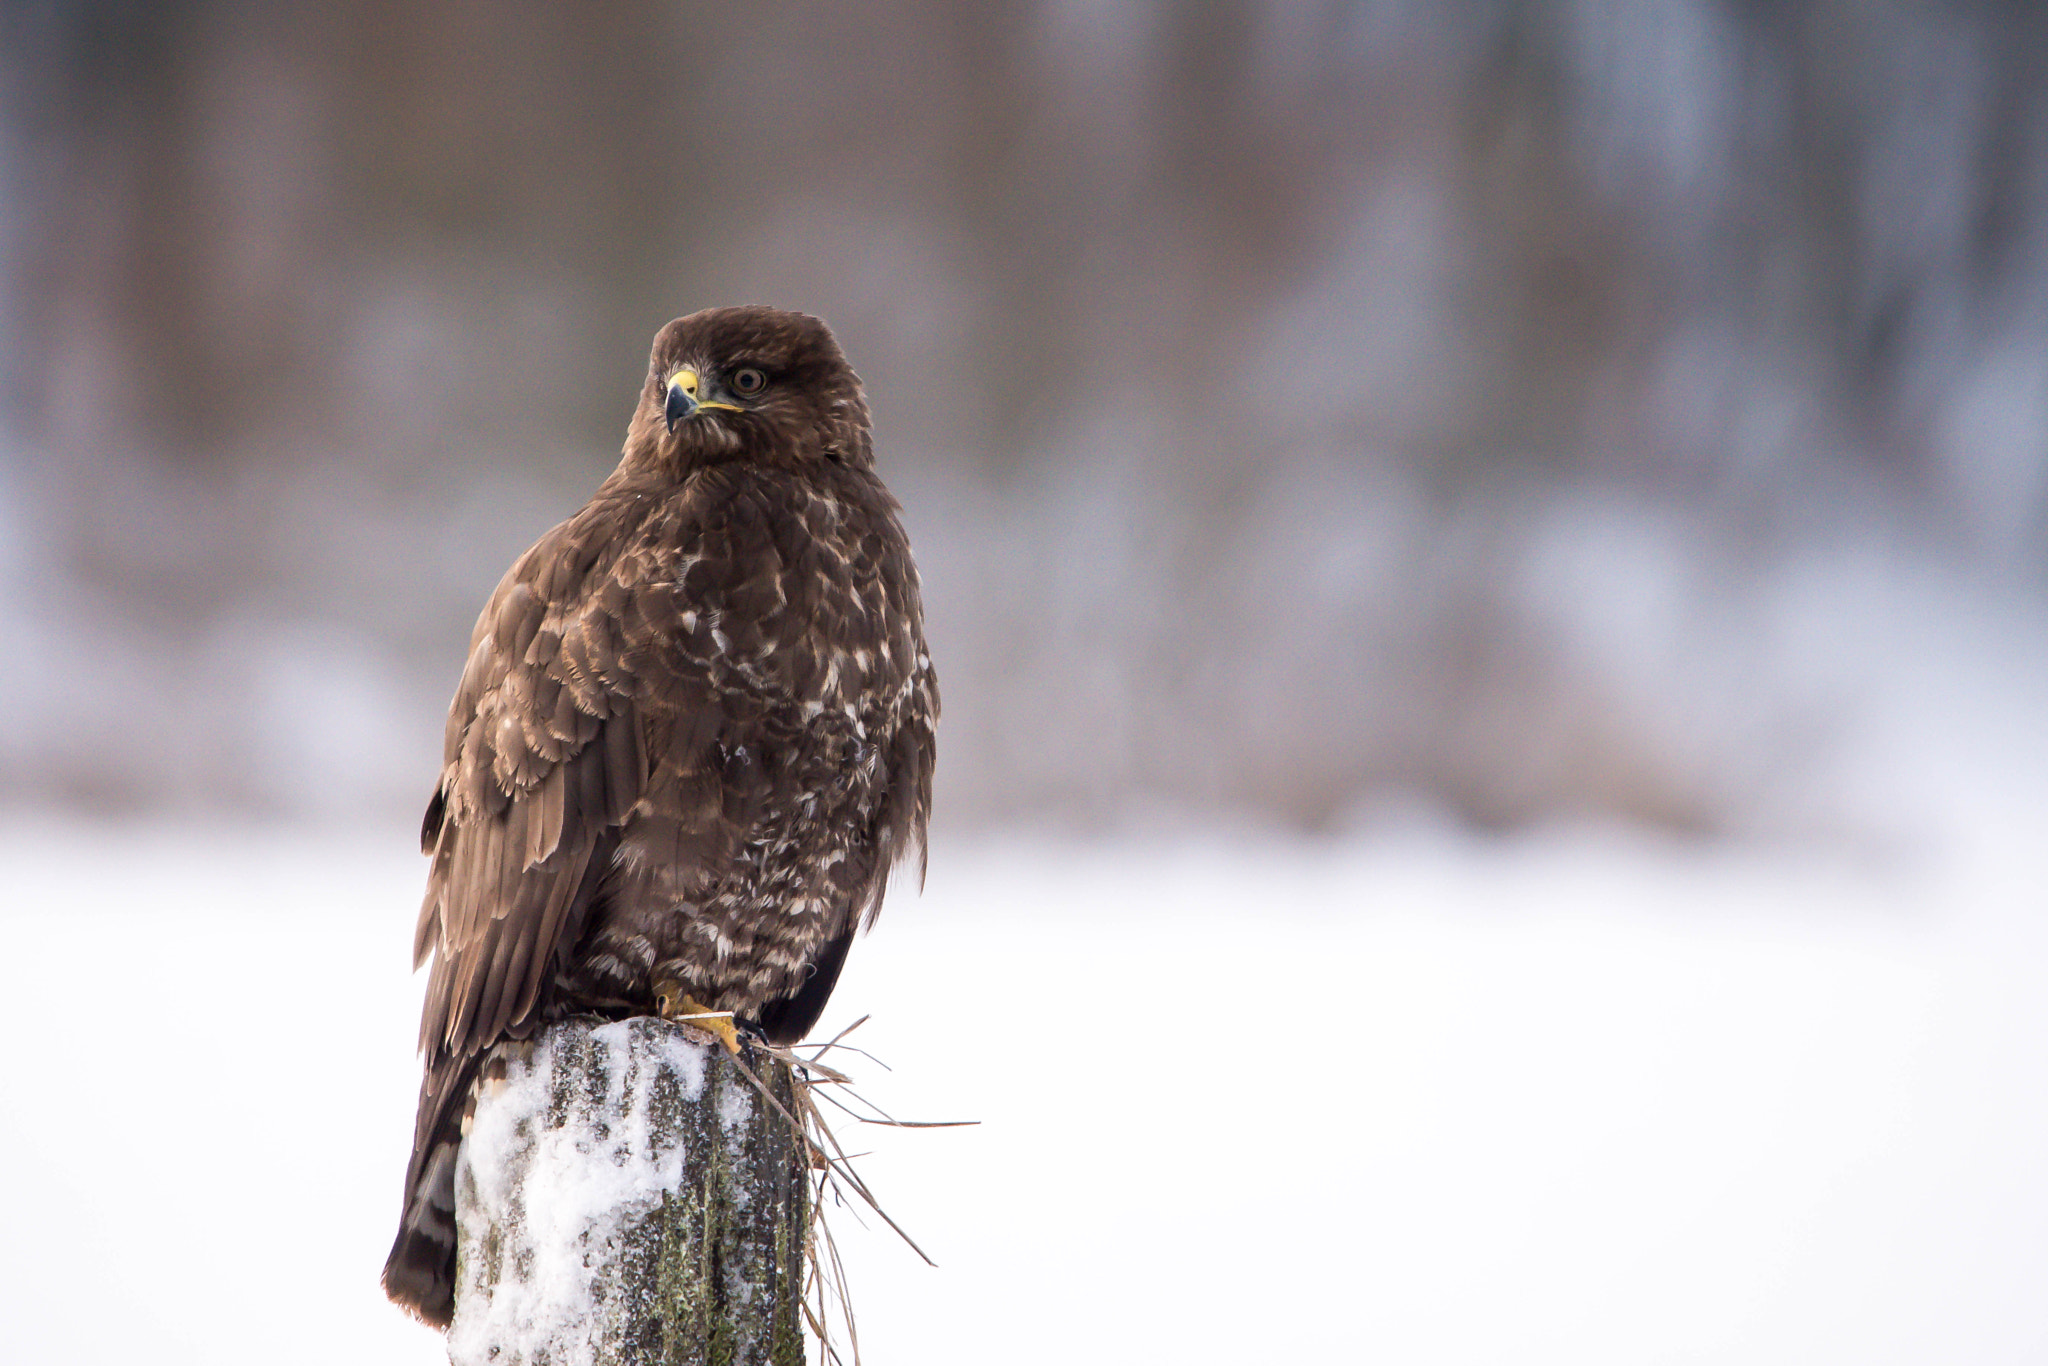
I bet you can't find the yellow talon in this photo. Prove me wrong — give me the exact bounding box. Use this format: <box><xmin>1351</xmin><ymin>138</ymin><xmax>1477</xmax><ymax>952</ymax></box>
<box><xmin>654</xmin><ymin>980</ymin><xmax>742</xmax><ymax>1056</ymax></box>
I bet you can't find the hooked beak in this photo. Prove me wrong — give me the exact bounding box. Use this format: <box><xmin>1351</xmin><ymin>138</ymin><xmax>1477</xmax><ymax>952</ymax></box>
<box><xmin>665</xmin><ymin>367</ymin><xmax>745</xmax><ymax>432</ymax></box>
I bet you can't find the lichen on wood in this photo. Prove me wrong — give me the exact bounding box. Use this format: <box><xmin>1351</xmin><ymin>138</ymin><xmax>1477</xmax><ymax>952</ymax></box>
<box><xmin>447</xmin><ymin>1017</ymin><xmax>807</xmax><ymax>1366</ymax></box>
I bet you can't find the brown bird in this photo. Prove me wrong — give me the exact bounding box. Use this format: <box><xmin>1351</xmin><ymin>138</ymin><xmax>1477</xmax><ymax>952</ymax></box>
<box><xmin>381</xmin><ymin>306</ymin><xmax>938</xmax><ymax>1326</ymax></box>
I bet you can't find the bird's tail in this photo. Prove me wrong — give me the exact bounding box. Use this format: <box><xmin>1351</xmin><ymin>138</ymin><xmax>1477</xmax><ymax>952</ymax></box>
<box><xmin>380</xmin><ymin>1137</ymin><xmax>462</xmax><ymax>1326</ymax></box>
<box><xmin>381</xmin><ymin>1054</ymin><xmax>478</xmax><ymax>1328</ymax></box>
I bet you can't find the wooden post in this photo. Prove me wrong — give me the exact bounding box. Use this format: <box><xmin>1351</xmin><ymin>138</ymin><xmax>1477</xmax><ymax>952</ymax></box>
<box><xmin>446</xmin><ymin>1017</ymin><xmax>808</xmax><ymax>1366</ymax></box>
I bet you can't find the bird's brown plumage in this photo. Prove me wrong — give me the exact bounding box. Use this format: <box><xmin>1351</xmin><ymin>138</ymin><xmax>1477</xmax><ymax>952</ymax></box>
<box><xmin>382</xmin><ymin>307</ymin><xmax>937</xmax><ymax>1326</ymax></box>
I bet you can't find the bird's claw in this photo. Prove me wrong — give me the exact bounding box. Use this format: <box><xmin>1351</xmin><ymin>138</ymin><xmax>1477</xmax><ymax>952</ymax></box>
<box><xmin>653</xmin><ymin>979</ymin><xmax>743</xmax><ymax>1056</ymax></box>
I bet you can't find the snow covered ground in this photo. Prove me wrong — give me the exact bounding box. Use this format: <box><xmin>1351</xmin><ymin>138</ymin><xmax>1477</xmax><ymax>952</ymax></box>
<box><xmin>1</xmin><ymin>817</ymin><xmax>2043</xmax><ymax>1364</ymax></box>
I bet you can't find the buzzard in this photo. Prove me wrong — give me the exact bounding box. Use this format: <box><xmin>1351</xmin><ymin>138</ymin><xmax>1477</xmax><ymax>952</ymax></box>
<box><xmin>381</xmin><ymin>306</ymin><xmax>938</xmax><ymax>1326</ymax></box>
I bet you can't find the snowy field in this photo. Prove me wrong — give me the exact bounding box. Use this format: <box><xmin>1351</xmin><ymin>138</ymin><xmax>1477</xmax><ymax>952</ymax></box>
<box><xmin>1</xmin><ymin>817</ymin><xmax>2045</xmax><ymax>1364</ymax></box>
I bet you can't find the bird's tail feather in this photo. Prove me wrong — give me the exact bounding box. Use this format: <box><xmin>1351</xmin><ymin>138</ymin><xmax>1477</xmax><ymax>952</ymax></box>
<box><xmin>382</xmin><ymin>1050</ymin><xmax>482</xmax><ymax>1328</ymax></box>
<box><xmin>381</xmin><ymin>1138</ymin><xmax>461</xmax><ymax>1326</ymax></box>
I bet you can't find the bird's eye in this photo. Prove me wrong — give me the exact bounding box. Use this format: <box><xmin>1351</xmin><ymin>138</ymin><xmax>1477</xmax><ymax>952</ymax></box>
<box><xmin>731</xmin><ymin>367</ymin><xmax>767</xmax><ymax>396</ymax></box>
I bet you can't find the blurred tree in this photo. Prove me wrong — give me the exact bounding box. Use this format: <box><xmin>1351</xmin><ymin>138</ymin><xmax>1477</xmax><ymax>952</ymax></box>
<box><xmin>3</xmin><ymin>0</ymin><xmax>2044</xmax><ymax>834</ymax></box>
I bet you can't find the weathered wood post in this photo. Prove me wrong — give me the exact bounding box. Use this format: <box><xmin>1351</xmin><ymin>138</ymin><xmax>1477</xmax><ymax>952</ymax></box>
<box><xmin>446</xmin><ymin>1017</ymin><xmax>809</xmax><ymax>1366</ymax></box>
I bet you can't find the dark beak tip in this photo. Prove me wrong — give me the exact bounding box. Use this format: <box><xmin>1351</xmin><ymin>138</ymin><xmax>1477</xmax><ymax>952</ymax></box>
<box><xmin>663</xmin><ymin>386</ymin><xmax>692</xmax><ymax>432</ymax></box>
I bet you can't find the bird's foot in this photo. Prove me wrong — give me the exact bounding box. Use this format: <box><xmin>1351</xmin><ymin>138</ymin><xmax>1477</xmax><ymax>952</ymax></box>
<box><xmin>653</xmin><ymin>979</ymin><xmax>742</xmax><ymax>1055</ymax></box>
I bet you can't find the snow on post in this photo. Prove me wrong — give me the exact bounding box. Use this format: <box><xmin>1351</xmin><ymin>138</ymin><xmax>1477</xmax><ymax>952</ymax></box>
<box><xmin>447</xmin><ymin>1017</ymin><xmax>808</xmax><ymax>1366</ymax></box>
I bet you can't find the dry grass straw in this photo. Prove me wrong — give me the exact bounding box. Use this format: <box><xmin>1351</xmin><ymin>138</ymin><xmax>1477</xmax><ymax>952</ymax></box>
<box><xmin>725</xmin><ymin>1016</ymin><xmax>975</xmax><ymax>1366</ymax></box>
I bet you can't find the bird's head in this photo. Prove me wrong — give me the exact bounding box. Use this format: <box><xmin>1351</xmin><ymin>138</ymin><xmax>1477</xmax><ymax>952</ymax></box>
<box><xmin>627</xmin><ymin>306</ymin><xmax>872</xmax><ymax>473</ymax></box>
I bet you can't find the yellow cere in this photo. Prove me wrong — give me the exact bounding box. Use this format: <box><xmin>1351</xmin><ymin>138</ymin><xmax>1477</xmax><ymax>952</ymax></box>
<box><xmin>666</xmin><ymin>366</ymin><xmax>744</xmax><ymax>414</ymax></box>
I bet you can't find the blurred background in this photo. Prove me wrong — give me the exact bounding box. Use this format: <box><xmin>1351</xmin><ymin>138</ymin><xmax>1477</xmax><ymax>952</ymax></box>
<box><xmin>5</xmin><ymin>0</ymin><xmax>2045</xmax><ymax>844</ymax></box>
<box><xmin>4</xmin><ymin>4</ymin><xmax>2048</xmax><ymax>1364</ymax></box>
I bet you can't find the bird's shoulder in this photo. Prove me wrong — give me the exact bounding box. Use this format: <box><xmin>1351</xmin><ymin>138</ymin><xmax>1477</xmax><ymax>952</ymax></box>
<box><xmin>522</xmin><ymin>461</ymin><xmax>906</xmax><ymax>599</ymax></box>
<box><xmin>442</xmin><ymin>463</ymin><xmax>916</xmax><ymax>772</ymax></box>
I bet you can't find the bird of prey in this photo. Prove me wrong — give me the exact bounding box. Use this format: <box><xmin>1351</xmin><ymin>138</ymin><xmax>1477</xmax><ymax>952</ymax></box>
<box><xmin>381</xmin><ymin>306</ymin><xmax>938</xmax><ymax>1326</ymax></box>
